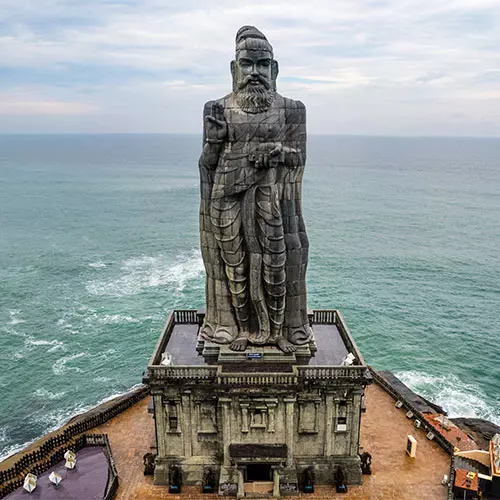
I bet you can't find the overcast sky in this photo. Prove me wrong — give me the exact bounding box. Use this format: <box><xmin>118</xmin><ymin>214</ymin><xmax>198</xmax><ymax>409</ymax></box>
<box><xmin>2</xmin><ymin>0</ymin><xmax>500</xmax><ymax>136</ymax></box>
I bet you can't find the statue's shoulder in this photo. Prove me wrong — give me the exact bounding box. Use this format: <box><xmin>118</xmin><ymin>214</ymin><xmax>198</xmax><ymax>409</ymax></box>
<box><xmin>203</xmin><ymin>94</ymin><xmax>232</xmax><ymax>114</ymax></box>
<box><xmin>279</xmin><ymin>95</ymin><xmax>306</xmax><ymax>124</ymax></box>
<box><xmin>282</xmin><ymin>96</ymin><xmax>306</xmax><ymax>111</ymax></box>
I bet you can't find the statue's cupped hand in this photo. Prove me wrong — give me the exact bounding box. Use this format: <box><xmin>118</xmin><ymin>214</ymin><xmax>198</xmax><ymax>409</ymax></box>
<box><xmin>205</xmin><ymin>103</ymin><xmax>228</xmax><ymax>143</ymax></box>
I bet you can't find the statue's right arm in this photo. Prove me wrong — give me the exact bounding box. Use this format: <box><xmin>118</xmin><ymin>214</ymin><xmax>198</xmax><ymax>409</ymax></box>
<box><xmin>199</xmin><ymin>101</ymin><xmax>222</xmax><ymax>170</ymax></box>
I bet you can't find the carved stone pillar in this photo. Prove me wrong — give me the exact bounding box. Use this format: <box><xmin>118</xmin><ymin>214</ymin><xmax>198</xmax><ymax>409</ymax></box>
<box><xmin>324</xmin><ymin>393</ymin><xmax>334</xmax><ymax>456</ymax></box>
<box><xmin>241</xmin><ymin>403</ymin><xmax>249</xmax><ymax>433</ymax></box>
<box><xmin>273</xmin><ymin>467</ymin><xmax>280</xmax><ymax>497</ymax></box>
<box><xmin>153</xmin><ymin>393</ymin><xmax>166</xmax><ymax>457</ymax></box>
<box><xmin>284</xmin><ymin>397</ymin><xmax>296</xmax><ymax>467</ymax></box>
<box><xmin>349</xmin><ymin>389</ymin><xmax>363</xmax><ymax>456</ymax></box>
<box><xmin>181</xmin><ymin>391</ymin><xmax>192</xmax><ymax>457</ymax></box>
<box><xmin>237</xmin><ymin>467</ymin><xmax>245</xmax><ymax>499</ymax></box>
<box><xmin>268</xmin><ymin>402</ymin><xmax>276</xmax><ymax>433</ymax></box>
<box><xmin>220</xmin><ymin>397</ymin><xmax>232</xmax><ymax>466</ymax></box>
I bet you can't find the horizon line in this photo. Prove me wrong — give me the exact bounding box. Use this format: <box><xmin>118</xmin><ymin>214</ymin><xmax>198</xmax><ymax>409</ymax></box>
<box><xmin>2</xmin><ymin>132</ymin><xmax>500</xmax><ymax>140</ymax></box>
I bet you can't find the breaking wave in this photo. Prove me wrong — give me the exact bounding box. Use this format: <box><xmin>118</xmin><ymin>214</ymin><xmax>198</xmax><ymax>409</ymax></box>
<box><xmin>52</xmin><ymin>352</ymin><xmax>88</xmax><ymax>375</ymax></box>
<box><xmin>24</xmin><ymin>337</ymin><xmax>66</xmax><ymax>353</ymax></box>
<box><xmin>88</xmin><ymin>260</ymin><xmax>107</xmax><ymax>269</ymax></box>
<box><xmin>395</xmin><ymin>370</ymin><xmax>500</xmax><ymax>425</ymax></box>
<box><xmin>89</xmin><ymin>314</ymin><xmax>140</xmax><ymax>325</ymax></box>
<box><xmin>33</xmin><ymin>388</ymin><xmax>65</xmax><ymax>400</ymax></box>
<box><xmin>8</xmin><ymin>310</ymin><xmax>25</xmax><ymax>325</ymax></box>
<box><xmin>85</xmin><ymin>249</ymin><xmax>204</xmax><ymax>297</ymax></box>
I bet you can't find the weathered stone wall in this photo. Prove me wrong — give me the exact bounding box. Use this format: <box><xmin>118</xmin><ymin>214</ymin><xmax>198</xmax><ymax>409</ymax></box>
<box><xmin>153</xmin><ymin>385</ymin><xmax>364</xmax><ymax>486</ymax></box>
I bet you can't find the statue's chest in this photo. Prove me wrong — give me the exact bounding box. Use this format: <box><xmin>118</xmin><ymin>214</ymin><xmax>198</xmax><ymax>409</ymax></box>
<box><xmin>225</xmin><ymin>107</ymin><xmax>286</xmax><ymax>144</ymax></box>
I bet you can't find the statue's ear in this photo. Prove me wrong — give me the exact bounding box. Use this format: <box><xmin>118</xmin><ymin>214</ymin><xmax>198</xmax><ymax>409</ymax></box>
<box><xmin>271</xmin><ymin>60</ymin><xmax>279</xmax><ymax>91</ymax></box>
<box><xmin>230</xmin><ymin>60</ymin><xmax>236</xmax><ymax>91</ymax></box>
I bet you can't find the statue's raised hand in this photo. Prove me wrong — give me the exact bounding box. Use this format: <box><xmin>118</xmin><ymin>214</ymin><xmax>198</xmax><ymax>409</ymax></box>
<box><xmin>205</xmin><ymin>103</ymin><xmax>227</xmax><ymax>143</ymax></box>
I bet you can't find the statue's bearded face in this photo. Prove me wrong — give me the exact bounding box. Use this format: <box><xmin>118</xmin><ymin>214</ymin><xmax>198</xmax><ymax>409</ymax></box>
<box><xmin>233</xmin><ymin>49</ymin><xmax>275</xmax><ymax>113</ymax></box>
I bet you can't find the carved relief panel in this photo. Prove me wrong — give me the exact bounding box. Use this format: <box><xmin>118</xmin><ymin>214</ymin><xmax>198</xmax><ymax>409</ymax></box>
<box><xmin>197</xmin><ymin>401</ymin><xmax>218</xmax><ymax>434</ymax></box>
<box><xmin>240</xmin><ymin>399</ymin><xmax>277</xmax><ymax>433</ymax></box>
<box><xmin>298</xmin><ymin>399</ymin><xmax>320</xmax><ymax>434</ymax></box>
<box><xmin>164</xmin><ymin>399</ymin><xmax>181</xmax><ymax>434</ymax></box>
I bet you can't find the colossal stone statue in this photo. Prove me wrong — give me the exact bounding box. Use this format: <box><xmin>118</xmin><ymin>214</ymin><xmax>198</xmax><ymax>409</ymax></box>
<box><xmin>199</xmin><ymin>26</ymin><xmax>312</xmax><ymax>353</ymax></box>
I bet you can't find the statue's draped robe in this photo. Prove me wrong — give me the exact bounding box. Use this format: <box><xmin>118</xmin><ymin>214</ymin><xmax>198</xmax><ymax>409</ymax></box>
<box><xmin>199</xmin><ymin>92</ymin><xmax>311</xmax><ymax>345</ymax></box>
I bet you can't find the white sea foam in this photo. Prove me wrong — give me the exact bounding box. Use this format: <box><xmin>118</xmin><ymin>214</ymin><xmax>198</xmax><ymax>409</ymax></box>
<box><xmin>0</xmin><ymin>426</ymin><xmax>7</xmax><ymax>443</ymax></box>
<box><xmin>85</xmin><ymin>249</ymin><xmax>204</xmax><ymax>297</ymax></box>
<box><xmin>88</xmin><ymin>260</ymin><xmax>107</xmax><ymax>269</ymax></box>
<box><xmin>84</xmin><ymin>313</ymin><xmax>140</xmax><ymax>325</ymax></box>
<box><xmin>0</xmin><ymin>439</ymin><xmax>35</xmax><ymax>462</ymax></box>
<box><xmin>8</xmin><ymin>310</ymin><xmax>25</xmax><ymax>326</ymax></box>
<box><xmin>395</xmin><ymin>370</ymin><xmax>500</xmax><ymax>425</ymax></box>
<box><xmin>25</xmin><ymin>337</ymin><xmax>66</xmax><ymax>353</ymax></box>
<box><xmin>91</xmin><ymin>348</ymin><xmax>117</xmax><ymax>362</ymax></box>
<box><xmin>52</xmin><ymin>352</ymin><xmax>87</xmax><ymax>375</ymax></box>
<box><xmin>33</xmin><ymin>388</ymin><xmax>65</xmax><ymax>400</ymax></box>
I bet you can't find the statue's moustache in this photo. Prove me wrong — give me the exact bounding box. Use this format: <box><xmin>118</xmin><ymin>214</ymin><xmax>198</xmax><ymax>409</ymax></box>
<box><xmin>237</xmin><ymin>75</ymin><xmax>271</xmax><ymax>90</ymax></box>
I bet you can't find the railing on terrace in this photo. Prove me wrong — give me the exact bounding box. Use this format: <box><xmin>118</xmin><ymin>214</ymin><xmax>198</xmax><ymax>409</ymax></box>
<box><xmin>147</xmin><ymin>365</ymin><xmax>371</xmax><ymax>385</ymax></box>
<box><xmin>311</xmin><ymin>310</ymin><xmax>337</xmax><ymax>324</ymax></box>
<box><xmin>173</xmin><ymin>309</ymin><xmax>199</xmax><ymax>324</ymax></box>
<box><xmin>168</xmin><ymin>309</ymin><xmax>342</xmax><ymax>327</ymax></box>
<box><xmin>298</xmin><ymin>366</ymin><xmax>369</xmax><ymax>381</ymax></box>
<box><xmin>147</xmin><ymin>365</ymin><xmax>218</xmax><ymax>381</ymax></box>
<box><xmin>217</xmin><ymin>372</ymin><xmax>298</xmax><ymax>385</ymax></box>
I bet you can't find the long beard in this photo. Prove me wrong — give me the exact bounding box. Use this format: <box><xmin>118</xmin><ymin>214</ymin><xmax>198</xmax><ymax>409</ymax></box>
<box><xmin>235</xmin><ymin>86</ymin><xmax>274</xmax><ymax>114</ymax></box>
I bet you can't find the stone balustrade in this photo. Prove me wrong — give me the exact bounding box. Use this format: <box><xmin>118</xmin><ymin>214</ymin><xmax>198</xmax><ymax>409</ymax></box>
<box><xmin>147</xmin><ymin>364</ymin><xmax>371</xmax><ymax>386</ymax></box>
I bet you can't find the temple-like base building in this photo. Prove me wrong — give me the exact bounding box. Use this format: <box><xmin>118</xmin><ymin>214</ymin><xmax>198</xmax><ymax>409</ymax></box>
<box><xmin>143</xmin><ymin>309</ymin><xmax>372</xmax><ymax>496</ymax></box>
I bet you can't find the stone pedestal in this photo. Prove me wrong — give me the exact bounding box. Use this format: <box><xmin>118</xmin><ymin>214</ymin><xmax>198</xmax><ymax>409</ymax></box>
<box><xmin>144</xmin><ymin>309</ymin><xmax>371</xmax><ymax>495</ymax></box>
<box><xmin>153</xmin><ymin>457</ymin><xmax>170</xmax><ymax>486</ymax></box>
<box><xmin>197</xmin><ymin>337</ymin><xmax>317</xmax><ymax>366</ymax></box>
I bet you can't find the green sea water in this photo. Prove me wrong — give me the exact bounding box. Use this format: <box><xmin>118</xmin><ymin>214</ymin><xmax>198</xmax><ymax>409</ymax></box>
<box><xmin>1</xmin><ymin>134</ymin><xmax>499</xmax><ymax>459</ymax></box>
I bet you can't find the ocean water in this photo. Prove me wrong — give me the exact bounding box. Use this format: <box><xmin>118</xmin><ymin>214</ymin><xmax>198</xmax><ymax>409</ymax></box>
<box><xmin>1</xmin><ymin>134</ymin><xmax>499</xmax><ymax>459</ymax></box>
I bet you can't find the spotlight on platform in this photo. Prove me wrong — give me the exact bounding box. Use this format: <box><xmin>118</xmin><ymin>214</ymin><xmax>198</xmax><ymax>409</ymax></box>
<box><xmin>64</xmin><ymin>450</ymin><xmax>77</xmax><ymax>469</ymax></box>
<box><xmin>23</xmin><ymin>473</ymin><xmax>37</xmax><ymax>493</ymax></box>
<box><xmin>160</xmin><ymin>352</ymin><xmax>173</xmax><ymax>366</ymax></box>
<box><xmin>340</xmin><ymin>353</ymin><xmax>355</xmax><ymax>366</ymax></box>
<box><xmin>169</xmin><ymin>465</ymin><xmax>182</xmax><ymax>494</ymax></box>
<box><xmin>49</xmin><ymin>471</ymin><xmax>62</xmax><ymax>487</ymax></box>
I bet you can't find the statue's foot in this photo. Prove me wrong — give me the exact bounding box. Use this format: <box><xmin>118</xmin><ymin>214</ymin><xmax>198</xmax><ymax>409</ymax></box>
<box><xmin>212</xmin><ymin>325</ymin><xmax>237</xmax><ymax>344</ymax></box>
<box><xmin>200</xmin><ymin>321</ymin><xmax>214</xmax><ymax>341</ymax></box>
<box><xmin>230</xmin><ymin>337</ymin><xmax>248</xmax><ymax>351</ymax></box>
<box><xmin>277</xmin><ymin>337</ymin><xmax>297</xmax><ymax>353</ymax></box>
<box><xmin>288</xmin><ymin>325</ymin><xmax>313</xmax><ymax>345</ymax></box>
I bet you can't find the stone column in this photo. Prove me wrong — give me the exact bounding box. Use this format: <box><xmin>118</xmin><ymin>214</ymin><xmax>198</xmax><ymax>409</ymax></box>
<box><xmin>273</xmin><ymin>467</ymin><xmax>280</xmax><ymax>497</ymax></box>
<box><xmin>284</xmin><ymin>397</ymin><xmax>296</xmax><ymax>467</ymax></box>
<box><xmin>241</xmin><ymin>404</ymin><xmax>249</xmax><ymax>433</ymax></box>
<box><xmin>153</xmin><ymin>393</ymin><xmax>166</xmax><ymax>457</ymax></box>
<box><xmin>268</xmin><ymin>402</ymin><xmax>276</xmax><ymax>433</ymax></box>
<box><xmin>181</xmin><ymin>391</ymin><xmax>192</xmax><ymax>457</ymax></box>
<box><xmin>349</xmin><ymin>389</ymin><xmax>363</xmax><ymax>456</ymax></box>
<box><xmin>153</xmin><ymin>392</ymin><xmax>169</xmax><ymax>485</ymax></box>
<box><xmin>324</xmin><ymin>393</ymin><xmax>334</xmax><ymax>456</ymax></box>
<box><xmin>220</xmin><ymin>397</ymin><xmax>232</xmax><ymax>466</ymax></box>
<box><xmin>237</xmin><ymin>467</ymin><xmax>245</xmax><ymax>498</ymax></box>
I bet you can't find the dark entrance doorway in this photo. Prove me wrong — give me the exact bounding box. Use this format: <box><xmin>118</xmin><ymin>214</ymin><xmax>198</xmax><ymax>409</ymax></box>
<box><xmin>245</xmin><ymin>463</ymin><xmax>272</xmax><ymax>482</ymax></box>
